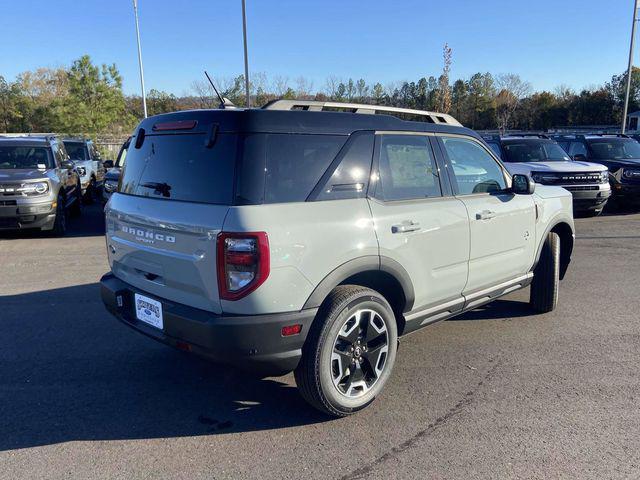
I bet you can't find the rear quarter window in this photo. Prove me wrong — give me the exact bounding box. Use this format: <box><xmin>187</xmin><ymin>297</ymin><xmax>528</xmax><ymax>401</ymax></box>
<box><xmin>236</xmin><ymin>134</ymin><xmax>346</xmax><ymax>204</ymax></box>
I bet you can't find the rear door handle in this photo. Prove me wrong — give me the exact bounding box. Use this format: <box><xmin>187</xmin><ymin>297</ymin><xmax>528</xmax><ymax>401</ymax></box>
<box><xmin>476</xmin><ymin>210</ymin><xmax>496</xmax><ymax>220</ymax></box>
<box><xmin>392</xmin><ymin>221</ymin><xmax>421</xmax><ymax>234</ymax></box>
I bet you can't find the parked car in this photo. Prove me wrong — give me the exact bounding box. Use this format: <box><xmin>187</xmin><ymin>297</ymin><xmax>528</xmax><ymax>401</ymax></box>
<box><xmin>483</xmin><ymin>134</ymin><xmax>610</xmax><ymax>216</ymax></box>
<box><xmin>102</xmin><ymin>137</ymin><xmax>130</xmax><ymax>204</ymax></box>
<box><xmin>551</xmin><ymin>133</ymin><xmax>640</xmax><ymax>209</ymax></box>
<box><xmin>0</xmin><ymin>135</ymin><xmax>81</xmax><ymax>235</ymax></box>
<box><xmin>62</xmin><ymin>138</ymin><xmax>106</xmax><ymax>203</ymax></box>
<box><xmin>100</xmin><ymin>101</ymin><xmax>574</xmax><ymax>416</ymax></box>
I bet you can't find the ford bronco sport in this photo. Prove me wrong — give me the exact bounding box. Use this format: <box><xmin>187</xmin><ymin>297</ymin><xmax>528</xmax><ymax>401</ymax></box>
<box><xmin>551</xmin><ymin>133</ymin><xmax>640</xmax><ymax>210</ymax></box>
<box><xmin>483</xmin><ymin>134</ymin><xmax>610</xmax><ymax>216</ymax></box>
<box><xmin>0</xmin><ymin>135</ymin><xmax>82</xmax><ymax>235</ymax></box>
<box><xmin>101</xmin><ymin>101</ymin><xmax>574</xmax><ymax>416</ymax></box>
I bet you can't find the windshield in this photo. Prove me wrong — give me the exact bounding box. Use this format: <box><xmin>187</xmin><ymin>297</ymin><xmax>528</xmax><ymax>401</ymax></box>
<box><xmin>63</xmin><ymin>141</ymin><xmax>89</xmax><ymax>160</ymax></box>
<box><xmin>502</xmin><ymin>141</ymin><xmax>571</xmax><ymax>163</ymax></box>
<box><xmin>0</xmin><ymin>146</ymin><xmax>54</xmax><ymax>169</ymax></box>
<box><xmin>589</xmin><ymin>139</ymin><xmax>640</xmax><ymax>160</ymax></box>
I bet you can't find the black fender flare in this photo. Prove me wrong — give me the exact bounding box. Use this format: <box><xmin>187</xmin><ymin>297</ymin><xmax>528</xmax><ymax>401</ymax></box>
<box><xmin>302</xmin><ymin>255</ymin><xmax>415</xmax><ymax>312</ymax></box>
<box><xmin>532</xmin><ymin>217</ymin><xmax>574</xmax><ymax>280</ymax></box>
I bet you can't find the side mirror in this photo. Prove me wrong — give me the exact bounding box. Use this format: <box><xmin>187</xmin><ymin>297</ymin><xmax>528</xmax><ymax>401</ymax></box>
<box><xmin>573</xmin><ymin>154</ymin><xmax>587</xmax><ymax>162</ymax></box>
<box><xmin>103</xmin><ymin>160</ymin><xmax>114</xmax><ymax>169</ymax></box>
<box><xmin>511</xmin><ymin>174</ymin><xmax>535</xmax><ymax>195</ymax></box>
<box><xmin>60</xmin><ymin>160</ymin><xmax>74</xmax><ymax>170</ymax></box>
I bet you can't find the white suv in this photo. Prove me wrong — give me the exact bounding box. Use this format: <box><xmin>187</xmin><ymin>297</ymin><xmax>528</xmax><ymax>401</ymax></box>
<box><xmin>101</xmin><ymin>101</ymin><xmax>574</xmax><ymax>416</ymax></box>
<box><xmin>483</xmin><ymin>134</ymin><xmax>610</xmax><ymax>216</ymax></box>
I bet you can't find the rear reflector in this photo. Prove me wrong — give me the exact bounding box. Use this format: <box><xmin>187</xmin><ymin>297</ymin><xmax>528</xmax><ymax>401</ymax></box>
<box><xmin>152</xmin><ymin>120</ymin><xmax>197</xmax><ymax>131</ymax></box>
<box><xmin>281</xmin><ymin>324</ymin><xmax>302</xmax><ymax>337</ymax></box>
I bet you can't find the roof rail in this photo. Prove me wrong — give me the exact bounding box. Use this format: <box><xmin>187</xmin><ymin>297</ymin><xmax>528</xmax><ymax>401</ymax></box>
<box><xmin>262</xmin><ymin>99</ymin><xmax>462</xmax><ymax>126</ymax></box>
<box><xmin>0</xmin><ymin>133</ymin><xmax>56</xmax><ymax>141</ymax></box>
<box><xmin>503</xmin><ymin>133</ymin><xmax>550</xmax><ymax>139</ymax></box>
<box><xmin>586</xmin><ymin>133</ymin><xmax>629</xmax><ymax>138</ymax></box>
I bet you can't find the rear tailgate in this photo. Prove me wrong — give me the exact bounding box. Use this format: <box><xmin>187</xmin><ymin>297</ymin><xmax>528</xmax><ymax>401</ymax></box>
<box><xmin>105</xmin><ymin>124</ymin><xmax>238</xmax><ymax>314</ymax></box>
<box><xmin>106</xmin><ymin>195</ymin><xmax>228</xmax><ymax>313</ymax></box>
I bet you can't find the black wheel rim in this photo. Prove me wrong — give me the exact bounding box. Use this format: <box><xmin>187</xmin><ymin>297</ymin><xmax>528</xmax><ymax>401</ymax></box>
<box><xmin>331</xmin><ymin>309</ymin><xmax>389</xmax><ymax>398</ymax></box>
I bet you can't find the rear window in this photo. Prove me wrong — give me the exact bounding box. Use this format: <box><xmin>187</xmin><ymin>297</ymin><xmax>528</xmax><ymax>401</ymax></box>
<box><xmin>120</xmin><ymin>133</ymin><xmax>237</xmax><ymax>205</ymax></box>
<box><xmin>120</xmin><ymin>132</ymin><xmax>346</xmax><ymax>205</ymax></box>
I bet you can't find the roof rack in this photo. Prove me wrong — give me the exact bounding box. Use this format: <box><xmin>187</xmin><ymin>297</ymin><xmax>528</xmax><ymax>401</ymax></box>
<box><xmin>585</xmin><ymin>133</ymin><xmax>629</xmax><ymax>138</ymax></box>
<box><xmin>503</xmin><ymin>133</ymin><xmax>550</xmax><ymax>139</ymax></box>
<box><xmin>0</xmin><ymin>133</ymin><xmax>56</xmax><ymax>141</ymax></box>
<box><xmin>262</xmin><ymin>99</ymin><xmax>462</xmax><ymax>126</ymax></box>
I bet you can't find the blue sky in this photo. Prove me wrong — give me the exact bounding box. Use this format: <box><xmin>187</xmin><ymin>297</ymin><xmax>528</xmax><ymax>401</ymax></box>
<box><xmin>0</xmin><ymin>0</ymin><xmax>635</xmax><ymax>95</ymax></box>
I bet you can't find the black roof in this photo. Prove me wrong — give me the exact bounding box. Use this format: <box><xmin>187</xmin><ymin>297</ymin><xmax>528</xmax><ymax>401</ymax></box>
<box><xmin>135</xmin><ymin>108</ymin><xmax>478</xmax><ymax>138</ymax></box>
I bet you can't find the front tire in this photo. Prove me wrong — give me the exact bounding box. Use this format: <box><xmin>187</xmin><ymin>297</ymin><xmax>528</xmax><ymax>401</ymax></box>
<box><xmin>50</xmin><ymin>194</ymin><xmax>67</xmax><ymax>237</ymax></box>
<box><xmin>530</xmin><ymin>231</ymin><xmax>560</xmax><ymax>313</ymax></box>
<box><xmin>295</xmin><ymin>285</ymin><xmax>398</xmax><ymax>417</ymax></box>
<box><xmin>70</xmin><ymin>181</ymin><xmax>82</xmax><ymax>218</ymax></box>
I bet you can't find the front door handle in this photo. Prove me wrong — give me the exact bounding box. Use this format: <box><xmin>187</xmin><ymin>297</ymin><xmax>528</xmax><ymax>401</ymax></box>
<box><xmin>476</xmin><ymin>210</ymin><xmax>496</xmax><ymax>220</ymax></box>
<box><xmin>392</xmin><ymin>221</ymin><xmax>421</xmax><ymax>234</ymax></box>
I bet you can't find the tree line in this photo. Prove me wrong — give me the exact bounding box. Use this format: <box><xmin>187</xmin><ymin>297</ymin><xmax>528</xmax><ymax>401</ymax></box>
<box><xmin>2</xmin><ymin>49</ymin><xmax>640</xmax><ymax>137</ymax></box>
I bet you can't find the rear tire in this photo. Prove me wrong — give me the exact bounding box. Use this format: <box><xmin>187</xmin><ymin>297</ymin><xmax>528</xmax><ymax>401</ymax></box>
<box><xmin>530</xmin><ymin>231</ymin><xmax>560</xmax><ymax>313</ymax></box>
<box><xmin>294</xmin><ymin>285</ymin><xmax>398</xmax><ymax>417</ymax></box>
<box><xmin>84</xmin><ymin>177</ymin><xmax>97</xmax><ymax>204</ymax></box>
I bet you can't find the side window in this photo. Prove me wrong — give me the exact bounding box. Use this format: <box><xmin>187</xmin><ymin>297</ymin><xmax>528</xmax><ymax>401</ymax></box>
<box><xmin>440</xmin><ymin>136</ymin><xmax>507</xmax><ymax>195</ymax></box>
<box><xmin>568</xmin><ymin>141</ymin><xmax>587</xmax><ymax>157</ymax></box>
<box><xmin>91</xmin><ymin>143</ymin><xmax>101</xmax><ymax>160</ymax></box>
<box><xmin>316</xmin><ymin>133</ymin><xmax>374</xmax><ymax>201</ymax></box>
<box><xmin>376</xmin><ymin>135</ymin><xmax>442</xmax><ymax>201</ymax></box>
<box><xmin>487</xmin><ymin>142</ymin><xmax>502</xmax><ymax>159</ymax></box>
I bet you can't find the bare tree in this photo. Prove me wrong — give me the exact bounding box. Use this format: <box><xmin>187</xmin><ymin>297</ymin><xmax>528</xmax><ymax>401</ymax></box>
<box><xmin>272</xmin><ymin>75</ymin><xmax>291</xmax><ymax>97</ymax></box>
<box><xmin>495</xmin><ymin>73</ymin><xmax>532</xmax><ymax>132</ymax></box>
<box><xmin>324</xmin><ymin>75</ymin><xmax>342</xmax><ymax>100</ymax></box>
<box><xmin>295</xmin><ymin>76</ymin><xmax>314</xmax><ymax>99</ymax></box>
<box><xmin>435</xmin><ymin>43</ymin><xmax>453</xmax><ymax>113</ymax></box>
<box><xmin>190</xmin><ymin>79</ymin><xmax>216</xmax><ymax>108</ymax></box>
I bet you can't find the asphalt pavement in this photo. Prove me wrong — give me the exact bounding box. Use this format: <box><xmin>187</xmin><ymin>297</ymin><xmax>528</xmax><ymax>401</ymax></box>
<box><xmin>1</xmin><ymin>204</ymin><xmax>639</xmax><ymax>479</ymax></box>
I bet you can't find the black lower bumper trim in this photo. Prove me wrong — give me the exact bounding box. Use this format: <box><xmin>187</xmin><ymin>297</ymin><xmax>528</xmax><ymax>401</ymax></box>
<box><xmin>100</xmin><ymin>273</ymin><xmax>318</xmax><ymax>376</ymax></box>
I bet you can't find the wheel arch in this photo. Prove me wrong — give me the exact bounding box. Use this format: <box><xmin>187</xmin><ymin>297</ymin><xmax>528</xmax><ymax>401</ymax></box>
<box><xmin>533</xmin><ymin>220</ymin><xmax>574</xmax><ymax>280</ymax></box>
<box><xmin>302</xmin><ymin>256</ymin><xmax>415</xmax><ymax>328</ymax></box>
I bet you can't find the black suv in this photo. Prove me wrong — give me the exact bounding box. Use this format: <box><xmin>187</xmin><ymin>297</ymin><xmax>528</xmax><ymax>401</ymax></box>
<box><xmin>0</xmin><ymin>135</ymin><xmax>82</xmax><ymax>235</ymax></box>
<box><xmin>551</xmin><ymin>134</ymin><xmax>640</xmax><ymax>209</ymax></box>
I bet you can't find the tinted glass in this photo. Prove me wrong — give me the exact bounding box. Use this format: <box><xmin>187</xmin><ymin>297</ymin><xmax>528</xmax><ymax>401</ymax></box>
<box><xmin>316</xmin><ymin>133</ymin><xmax>374</xmax><ymax>201</ymax></box>
<box><xmin>121</xmin><ymin>133</ymin><xmax>237</xmax><ymax>204</ymax></box>
<box><xmin>115</xmin><ymin>142</ymin><xmax>128</xmax><ymax>168</ymax></box>
<box><xmin>63</xmin><ymin>142</ymin><xmax>89</xmax><ymax>160</ymax></box>
<box><xmin>568</xmin><ymin>141</ymin><xmax>587</xmax><ymax>157</ymax></box>
<box><xmin>236</xmin><ymin>134</ymin><xmax>346</xmax><ymax>204</ymax></box>
<box><xmin>376</xmin><ymin>135</ymin><xmax>441</xmax><ymax>201</ymax></box>
<box><xmin>0</xmin><ymin>146</ymin><xmax>54</xmax><ymax>169</ymax></box>
<box><xmin>441</xmin><ymin>136</ymin><xmax>507</xmax><ymax>195</ymax></box>
<box><xmin>486</xmin><ymin>142</ymin><xmax>502</xmax><ymax>158</ymax></box>
<box><xmin>588</xmin><ymin>139</ymin><xmax>640</xmax><ymax>160</ymax></box>
<box><xmin>502</xmin><ymin>140</ymin><xmax>571</xmax><ymax>162</ymax></box>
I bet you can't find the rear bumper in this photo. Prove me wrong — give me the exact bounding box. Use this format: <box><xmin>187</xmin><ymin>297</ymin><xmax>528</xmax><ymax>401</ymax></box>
<box><xmin>100</xmin><ymin>273</ymin><xmax>317</xmax><ymax>376</ymax></box>
<box><xmin>0</xmin><ymin>201</ymin><xmax>56</xmax><ymax>230</ymax></box>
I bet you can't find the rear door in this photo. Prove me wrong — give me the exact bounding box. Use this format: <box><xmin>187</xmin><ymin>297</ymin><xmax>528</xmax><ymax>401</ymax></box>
<box><xmin>106</xmin><ymin>129</ymin><xmax>238</xmax><ymax>314</ymax></box>
<box><xmin>368</xmin><ymin>133</ymin><xmax>470</xmax><ymax>318</ymax></box>
<box><xmin>436</xmin><ymin>135</ymin><xmax>537</xmax><ymax>293</ymax></box>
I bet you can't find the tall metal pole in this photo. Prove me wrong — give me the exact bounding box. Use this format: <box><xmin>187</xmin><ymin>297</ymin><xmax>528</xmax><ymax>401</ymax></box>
<box><xmin>241</xmin><ymin>0</ymin><xmax>251</xmax><ymax>107</ymax></box>
<box><xmin>622</xmin><ymin>0</ymin><xmax>639</xmax><ymax>133</ymax></box>
<box><xmin>133</xmin><ymin>0</ymin><xmax>148</xmax><ymax>118</ymax></box>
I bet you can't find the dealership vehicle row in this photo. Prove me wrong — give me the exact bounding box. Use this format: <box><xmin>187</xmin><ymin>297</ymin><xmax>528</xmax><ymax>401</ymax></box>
<box><xmin>2</xmin><ymin>102</ymin><xmax>640</xmax><ymax>417</ymax></box>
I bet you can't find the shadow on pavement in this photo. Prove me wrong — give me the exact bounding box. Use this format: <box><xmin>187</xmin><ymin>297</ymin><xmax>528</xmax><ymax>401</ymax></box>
<box><xmin>449</xmin><ymin>298</ymin><xmax>533</xmax><ymax>321</ymax></box>
<box><xmin>0</xmin><ymin>203</ymin><xmax>105</xmax><ymax>239</ymax></box>
<box><xmin>0</xmin><ymin>283</ymin><xmax>328</xmax><ymax>451</ymax></box>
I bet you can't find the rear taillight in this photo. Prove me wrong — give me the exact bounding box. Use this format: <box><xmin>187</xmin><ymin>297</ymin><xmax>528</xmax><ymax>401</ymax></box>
<box><xmin>217</xmin><ymin>232</ymin><xmax>270</xmax><ymax>301</ymax></box>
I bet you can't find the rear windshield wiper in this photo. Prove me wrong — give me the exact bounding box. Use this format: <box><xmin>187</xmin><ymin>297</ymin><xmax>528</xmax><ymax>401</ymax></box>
<box><xmin>140</xmin><ymin>182</ymin><xmax>172</xmax><ymax>198</ymax></box>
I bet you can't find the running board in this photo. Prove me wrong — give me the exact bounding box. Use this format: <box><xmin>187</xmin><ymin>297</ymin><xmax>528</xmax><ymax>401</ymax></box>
<box><xmin>401</xmin><ymin>273</ymin><xmax>534</xmax><ymax>335</ymax></box>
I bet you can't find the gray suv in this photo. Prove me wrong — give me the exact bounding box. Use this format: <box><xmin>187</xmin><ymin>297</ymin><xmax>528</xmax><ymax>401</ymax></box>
<box><xmin>0</xmin><ymin>135</ymin><xmax>82</xmax><ymax>235</ymax></box>
<box><xmin>101</xmin><ymin>101</ymin><xmax>574</xmax><ymax>416</ymax></box>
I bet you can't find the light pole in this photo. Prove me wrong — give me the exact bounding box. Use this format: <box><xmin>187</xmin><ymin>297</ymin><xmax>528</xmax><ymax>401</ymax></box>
<box><xmin>622</xmin><ymin>0</ymin><xmax>639</xmax><ymax>133</ymax></box>
<box><xmin>133</xmin><ymin>0</ymin><xmax>148</xmax><ymax>118</ymax></box>
<box><xmin>241</xmin><ymin>0</ymin><xmax>251</xmax><ymax>107</ymax></box>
